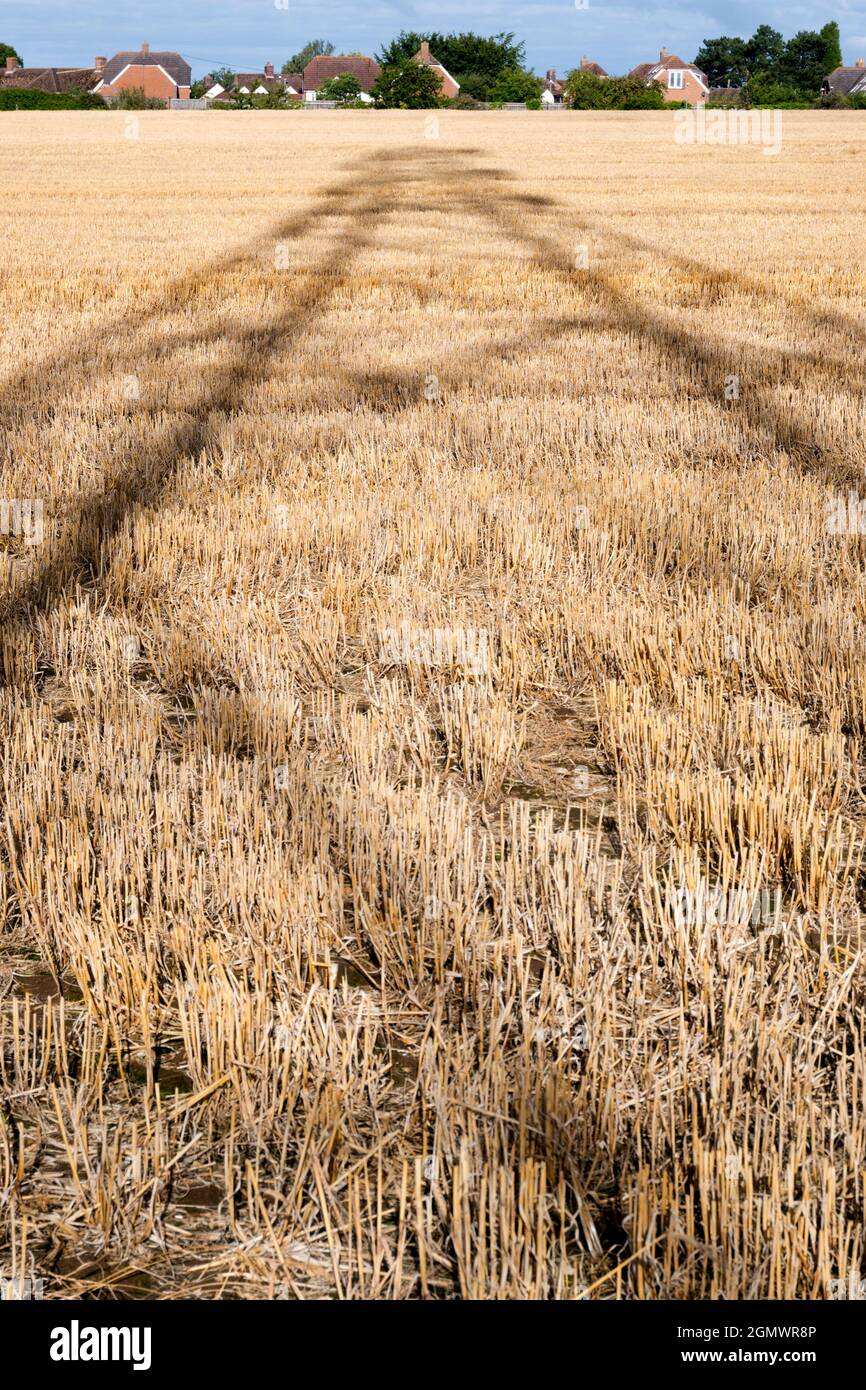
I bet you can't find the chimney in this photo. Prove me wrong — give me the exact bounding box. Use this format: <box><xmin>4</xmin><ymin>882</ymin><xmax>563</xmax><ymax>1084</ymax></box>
<box><xmin>420</xmin><ymin>40</ymin><xmax>430</xmax><ymax>64</ymax></box>
<box><xmin>546</xmin><ymin>69</ymin><xmax>556</xmax><ymax>81</ymax></box>
<box><xmin>857</xmin><ymin>58</ymin><xmax>865</xmax><ymax>68</ymax></box>
<box><xmin>94</xmin><ymin>56</ymin><xmax>106</xmax><ymax>73</ymax></box>
<box><xmin>5</xmin><ymin>55</ymin><xmax>18</xmax><ymax>72</ymax></box>
<box><xmin>581</xmin><ymin>55</ymin><xmax>589</xmax><ymax>69</ymax></box>
<box><xmin>141</xmin><ymin>41</ymin><xmax>150</xmax><ymax>56</ymax></box>
<box><xmin>660</xmin><ymin>46</ymin><xmax>669</xmax><ymax>63</ymax></box>
<box><xmin>264</xmin><ymin>61</ymin><xmax>274</xmax><ymax>77</ymax></box>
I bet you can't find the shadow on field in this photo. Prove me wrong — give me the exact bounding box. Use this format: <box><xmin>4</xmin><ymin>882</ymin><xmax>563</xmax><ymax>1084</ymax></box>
<box><xmin>0</xmin><ymin>158</ymin><xmax>427</xmax><ymax>647</ymax></box>
<box><xmin>2</xmin><ymin>139</ymin><xmax>862</xmax><ymax>665</ymax></box>
<box><xmin>386</xmin><ymin>146</ymin><xmax>864</xmax><ymax>484</ymax></box>
<box><xmin>2</xmin><ymin>139</ymin><xmax>860</xmax><ymax>1290</ymax></box>
<box><xmin>474</xmin><ymin>186</ymin><xmax>864</xmax><ymax>483</ymax></box>
<box><xmin>298</xmin><ymin>146</ymin><xmax>863</xmax><ymax>485</ymax></box>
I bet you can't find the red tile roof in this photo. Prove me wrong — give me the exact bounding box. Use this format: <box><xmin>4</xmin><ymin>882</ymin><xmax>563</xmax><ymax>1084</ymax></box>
<box><xmin>302</xmin><ymin>55</ymin><xmax>380</xmax><ymax>91</ymax></box>
<box><xmin>0</xmin><ymin>66</ymin><xmax>99</xmax><ymax>93</ymax></box>
<box><xmin>103</xmin><ymin>49</ymin><xmax>191</xmax><ymax>86</ymax></box>
<box><xmin>630</xmin><ymin>55</ymin><xmax>707</xmax><ymax>81</ymax></box>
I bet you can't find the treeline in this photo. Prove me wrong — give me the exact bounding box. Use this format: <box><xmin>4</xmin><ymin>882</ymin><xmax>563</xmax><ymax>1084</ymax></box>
<box><xmin>696</xmin><ymin>21</ymin><xmax>843</xmax><ymax>103</ymax></box>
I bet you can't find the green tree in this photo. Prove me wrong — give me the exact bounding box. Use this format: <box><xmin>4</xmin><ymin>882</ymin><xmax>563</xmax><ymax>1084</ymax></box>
<box><xmin>563</xmin><ymin>70</ymin><xmax>666</xmax><ymax>110</ymax></box>
<box><xmin>208</xmin><ymin>67</ymin><xmax>235</xmax><ymax>90</ymax></box>
<box><xmin>317</xmin><ymin>73</ymin><xmax>362</xmax><ymax>102</ymax></box>
<box><xmin>781</xmin><ymin>29</ymin><xmax>832</xmax><ymax>94</ymax></box>
<box><xmin>451</xmin><ymin>72</ymin><xmax>488</xmax><ymax>101</ymax></box>
<box><xmin>695</xmin><ymin>22</ymin><xmax>840</xmax><ymax>96</ymax></box>
<box><xmin>616</xmin><ymin>76</ymin><xmax>669</xmax><ymax>109</ymax></box>
<box><xmin>745</xmin><ymin>71</ymin><xmax>811</xmax><ymax>106</ymax></box>
<box><xmin>820</xmin><ymin>21</ymin><xmax>843</xmax><ymax>73</ymax></box>
<box><xmin>0</xmin><ymin>42</ymin><xmax>22</xmax><ymax>67</ymax></box>
<box><xmin>743</xmin><ymin>24</ymin><xmax>785</xmax><ymax>74</ymax></box>
<box><xmin>283</xmin><ymin>40</ymin><xmax>333</xmax><ymax>74</ymax></box>
<box><xmin>487</xmin><ymin>68</ymin><xmax>542</xmax><ymax>103</ymax></box>
<box><xmin>375</xmin><ymin>30</ymin><xmax>525</xmax><ymax>100</ymax></box>
<box><xmin>693</xmin><ymin>36</ymin><xmax>749</xmax><ymax>86</ymax></box>
<box><xmin>562</xmin><ymin>70</ymin><xmax>612</xmax><ymax>108</ymax></box>
<box><xmin>371</xmin><ymin>58</ymin><xmax>442</xmax><ymax>108</ymax></box>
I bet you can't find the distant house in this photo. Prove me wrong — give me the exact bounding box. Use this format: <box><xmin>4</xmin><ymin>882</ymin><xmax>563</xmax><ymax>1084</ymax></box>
<box><xmin>412</xmin><ymin>41</ymin><xmax>460</xmax><ymax>99</ymax></box>
<box><xmin>302</xmin><ymin>54</ymin><xmax>380</xmax><ymax>102</ymax></box>
<box><xmin>281</xmin><ymin>72</ymin><xmax>304</xmax><ymax>99</ymax></box>
<box><xmin>822</xmin><ymin>58</ymin><xmax>866</xmax><ymax>95</ymax></box>
<box><xmin>543</xmin><ymin>56</ymin><xmax>608</xmax><ymax>102</ymax></box>
<box><xmin>542</xmin><ymin>69</ymin><xmax>565</xmax><ymax>103</ymax></box>
<box><xmin>630</xmin><ymin>48</ymin><xmax>708</xmax><ymax>105</ymax></box>
<box><xmin>203</xmin><ymin>62</ymin><xmax>294</xmax><ymax>102</ymax></box>
<box><xmin>1</xmin><ymin>55</ymin><xmax>99</xmax><ymax>93</ymax></box>
<box><xmin>578</xmin><ymin>56</ymin><xmax>609</xmax><ymax>78</ymax></box>
<box><xmin>94</xmin><ymin>43</ymin><xmax>191</xmax><ymax>103</ymax></box>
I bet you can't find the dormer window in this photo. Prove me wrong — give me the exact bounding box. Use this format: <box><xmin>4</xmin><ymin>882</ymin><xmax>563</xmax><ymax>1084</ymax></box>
<box><xmin>667</xmin><ymin>70</ymin><xmax>684</xmax><ymax>89</ymax></box>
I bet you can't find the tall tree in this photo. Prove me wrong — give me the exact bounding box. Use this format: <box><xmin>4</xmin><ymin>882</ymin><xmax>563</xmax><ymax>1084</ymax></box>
<box><xmin>693</xmin><ymin>36</ymin><xmax>749</xmax><ymax>86</ymax></box>
<box><xmin>317</xmin><ymin>73</ymin><xmax>362</xmax><ymax>103</ymax></box>
<box><xmin>782</xmin><ymin>29</ymin><xmax>833</xmax><ymax>93</ymax></box>
<box><xmin>488</xmin><ymin>68</ymin><xmax>542</xmax><ymax>103</ymax></box>
<box><xmin>283</xmin><ymin>39</ymin><xmax>333</xmax><ymax>74</ymax></box>
<box><xmin>375</xmin><ymin>30</ymin><xmax>525</xmax><ymax>94</ymax></box>
<box><xmin>0</xmin><ymin>42</ymin><xmax>22</xmax><ymax>66</ymax></box>
<box><xmin>743</xmin><ymin>24</ymin><xmax>785</xmax><ymax>74</ymax></box>
<box><xmin>371</xmin><ymin>58</ymin><xmax>442</xmax><ymax>108</ymax></box>
<box><xmin>564</xmin><ymin>70</ymin><xmax>666</xmax><ymax>109</ymax></box>
<box><xmin>375</xmin><ymin>31</ymin><xmax>424</xmax><ymax>65</ymax></box>
<box><xmin>820</xmin><ymin>21</ymin><xmax>843</xmax><ymax>73</ymax></box>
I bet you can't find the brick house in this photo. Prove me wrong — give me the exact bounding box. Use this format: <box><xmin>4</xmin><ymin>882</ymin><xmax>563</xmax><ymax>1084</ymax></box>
<box><xmin>94</xmin><ymin>43</ymin><xmax>191</xmax><ymax>103</ymax></box>
<box><xmin>630</xmin><ymin>48</ymin><xmax>709</xmax><ymax>105</ymax></box>
<box><xmin>412</xmin><ymin>41</ymin><xmax>460</xmax><ymax>98</ymax></box>
<box><xmin>1</xmin><ymin>55</ymin><xmax>99</xmax><ymax>92</ymax></box>
<box><xmin>302</xmin><ymin>54</ymin><xmax>380</xmax><ymax>102</ymax></box>
<box><xmin>822</xmin><ymin>58</ymin><xmax>866</xmax><ymax>95</ymax></box>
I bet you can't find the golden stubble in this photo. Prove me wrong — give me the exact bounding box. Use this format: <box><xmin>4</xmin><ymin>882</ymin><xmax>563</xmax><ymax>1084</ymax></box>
<box><xmin>0</xmin><ymin>110</ymin><xmax>865</xmax><ymax>1300</ymax></box>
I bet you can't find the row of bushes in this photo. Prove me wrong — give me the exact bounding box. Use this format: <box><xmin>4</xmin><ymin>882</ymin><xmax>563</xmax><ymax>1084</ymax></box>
<box><xmin>709</xmin><ymin>82</ymin><xmax>866</xmax><ymax>109</ymax></box>
<box><xmin>0</xmin><ymin>85</ymin><xmax>168</xmax><ymax>110</ymax></box>
<box><xmin>0</xmin><ymin>87</ymin><xmax>105</xmax><ymax>110</ymax></box>
<box><xmin>560</xmin><ymin>72</ymin><xmax>678</xmax><ymax>110</ymax></box>
<box><xmin>5</xmin><ymin>80</ymin><xmax>863</xmax><ymax>115</ymax></box>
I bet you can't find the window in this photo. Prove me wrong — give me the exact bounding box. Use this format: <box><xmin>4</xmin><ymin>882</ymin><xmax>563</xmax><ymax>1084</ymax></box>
<box><xmin>667</xmin><ymin>70</ymin><xmax>684</xmax><ymax>89</ymax></box>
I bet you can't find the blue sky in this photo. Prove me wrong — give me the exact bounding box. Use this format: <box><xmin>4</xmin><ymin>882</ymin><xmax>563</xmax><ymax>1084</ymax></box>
<box><xmin>4</xmin><ymin>1</ymin><xmax>866</xmax><ymax>78</ymax></box>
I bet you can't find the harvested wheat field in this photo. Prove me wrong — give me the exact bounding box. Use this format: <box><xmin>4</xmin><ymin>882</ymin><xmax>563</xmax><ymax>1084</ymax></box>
<box><xmin>1</xmin><ymin>109</ymin><xmax>865</xmax><ymax>1302</ymax></box>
